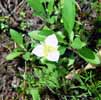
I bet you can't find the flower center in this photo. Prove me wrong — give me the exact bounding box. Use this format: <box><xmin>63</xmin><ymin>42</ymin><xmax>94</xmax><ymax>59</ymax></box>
<box><xmin>43</xmin><ymin>44</ymin><xmax>57</xmax><ymax>56</ymax></box>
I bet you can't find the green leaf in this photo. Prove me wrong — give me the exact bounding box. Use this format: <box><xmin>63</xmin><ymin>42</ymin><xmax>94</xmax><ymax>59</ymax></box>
<box><xmin>68</xmin><ymin>55</ymin><xmax>75</xmax><ymax>66</ymax></box>
<box><xmin>6</xmin><ymin>51</ymin><xmax>22</xmax><ymax>60</ymax></box>
<box><xmin>97</xmin><ymin>39</ymin><xmax>101</xmax><ymax>47</ymax></box>
<box><xmin>48</xmin><ymin>16</ymin><xmax>56</xmax><ymax>24</ymax></box>
<box><xmin>39</xmin><ymin>29</ymin><xmax>53</xmax><ymax>36</ymax></box>
<box><xmin>78</xmin><ymin>47</ymin><xmax>100</xmax><ymax>64</ymax></box>
<box><xmin>45</xmin><ymin>63</ymin><xmax>57</xmax><ymax>73</ymax></box>
<box><xmin>23</xmin><ymin>52</ymin><xmax>31</xmax><ymax>61</ymax></box>
<box><xmin>56</xmin><ymin>31</ymin><xmax>65</xmax><ymax>43</ymax></box>
<box><xmin>27</xmin><ymin>0</ymin><xmax>45</xmax><ymax>17</ymax></box>
<box><xmin>29</xmin><ymin>88</ymin><xmax>40</xmax><ymax>100</ymax></box>
<box><xmin>34</xmin><ymin>68</ymin><xmax>43</xmax><ymax>78</ymax></box>
<box><xmin>28</xmin><ymin>30</ymin><xmax>53</xmax><ymax>41</ymax></box>
<box><xmin>10</xmin><ymin>29</ymin><xmax>24</xmax><ymax>48</ymax></box>
<box><xmin>62</xmin><ymin>0</ymin><xmax>75</xmax><ymax>41</ymax></box>
<box><xmin>28</xmin><ymin>30</ymin><xmax>45</xmax><ymax>41</ymax></box>
<box><xmin>47</xmin><ymin>0</ymin><xmax>54</xmax><ymax>15</ymax></box>
<box><xmin>47</xmin><ymin>72</ymin><xmax>59</xmax><ymax>88</ymax></box>
<box><xmin>43</xmin><ymin>63</ymin><xmax>59</xmax><ymax>88</ymax></box>
<box><xmin>59</xmin><ymin>46</ymin><xmax>66</xmax><ymax>55</ymax></box>
<box><xmin>71</xmin><ymin>37</ymin><xmax>86</xmax><ymax>49</ymax></box>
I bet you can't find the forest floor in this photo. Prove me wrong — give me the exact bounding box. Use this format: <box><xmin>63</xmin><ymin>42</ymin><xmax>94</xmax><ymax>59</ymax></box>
<box><xmin>0</xmin><ymin>0</ymin><xmax>101</xmax><ymax>100</ymax></box>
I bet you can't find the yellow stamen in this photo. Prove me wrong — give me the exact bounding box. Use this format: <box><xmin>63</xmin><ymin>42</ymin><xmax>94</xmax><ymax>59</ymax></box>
<box><xmin>43</xmin><ymin>44</ymin><xmax>57</xmax><ymax>56</ymax></box>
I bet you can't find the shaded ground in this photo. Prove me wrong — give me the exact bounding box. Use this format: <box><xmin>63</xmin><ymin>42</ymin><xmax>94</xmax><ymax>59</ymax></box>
<box><xmin>0</xmin><ymin>0</ymin><xmax>101</xmax><ymax>100</ymax></box>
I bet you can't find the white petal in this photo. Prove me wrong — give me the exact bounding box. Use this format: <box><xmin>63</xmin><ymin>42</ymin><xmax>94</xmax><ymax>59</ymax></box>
<box><xmin>32</xmin><ymin>44</ymin><xmax>44</xmax><ymax>57</ymax></box>
<box><xmin>46</xmin><ymin>51</ymin><xmax>60</xmax><ymax>62</ymax></box>
<box><xmin>45</xmin><ymin>34</ymin><xmax>58</xmax><ymax>46</ymax></box>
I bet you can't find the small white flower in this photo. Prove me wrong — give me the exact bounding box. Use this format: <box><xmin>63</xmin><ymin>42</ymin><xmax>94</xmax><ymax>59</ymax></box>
<box><xmin>32</xmin><ymin>34</ymin><xmax>60</xmax><ymax>62</ymax></box>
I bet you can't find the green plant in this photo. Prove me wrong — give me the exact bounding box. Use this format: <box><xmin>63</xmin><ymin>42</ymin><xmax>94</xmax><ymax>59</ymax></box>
<box><xmin>5</xmin><ymin>0</ymin><xmax>101</xmax><ymax>99</ymax></box>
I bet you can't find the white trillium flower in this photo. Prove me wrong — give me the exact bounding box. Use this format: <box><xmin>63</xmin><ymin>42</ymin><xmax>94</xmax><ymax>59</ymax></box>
<box><xmin>32</xmin><ymin>34</ymin><xmax>60</xmax><ymax>62</ymax></box>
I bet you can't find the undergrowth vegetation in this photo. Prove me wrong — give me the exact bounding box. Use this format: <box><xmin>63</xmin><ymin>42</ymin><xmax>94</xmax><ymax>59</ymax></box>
<box><xmin>0</xmin><ymin>0</ymin><xmax>101</xmax><ymax>100</ymax></box>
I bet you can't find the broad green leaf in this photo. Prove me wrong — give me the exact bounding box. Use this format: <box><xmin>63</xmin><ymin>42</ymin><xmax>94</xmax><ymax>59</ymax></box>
<box><xmin>10</xmin><ymin>29</ymin><xmax>24</xmax><ymax>48</ymax></box>
<box><xmin>78</xmin><ymin>47</ymin><xmax>100</xmax><ymax>64</ymax></box>
<box><xmin>28</xmin><ymin>30</ymin><xmax>53</xmax><ymax>41</ymax></box>
<box><xmin>70</xmin><ymin>31</ymin><xmax>74</xmax><ymax>42</ymax></box>
<box><xmin>62</xmin><ymin>0</ymin><xmax>75</xmax><ymax>41</ymax></box>
<box><xmin>56</xmin><ymin>31</ymin><xmax>65</xmax><ymax>43</ymax></box>
<box><xmin>23</xmin><ymin>52</ymin><xmax>31</xmax><ymax>61</ymax></box>
<box><xmin>71</xmin><ymin>37</ymin><xmax>86</xmax><ymax>49</ymax></box>
<box><xmin>27</xmin><ymin>0</ymin><xmax>45</xmax><ymax>17</ymax></box>
<box><xmin>59</xmin><ymin>46</ymin><xmax>66</xmax><ymax>55</ymax></box>
<box><xmin>28</xmin><ymin>30</ymin><xmax>45</xmax><ymax>41</ymax></box>
<box><xmin>47</xmin><ymin>0</ymin><xmax>54</xmax><ymax>15</ymax></box>
<box><xmin>29</xmin><ymin>88</ymin><xmax>40</xmax><ymax>100</ymax></box>
<box><xmin>6</xmin><ymin>51</ymin><xmax>22</xmax><ymax>60</ymax></box>
<box><xmin>39</xmin><ymin>29</ymin><xmax>53</xmax><ymax>36</ymax></box>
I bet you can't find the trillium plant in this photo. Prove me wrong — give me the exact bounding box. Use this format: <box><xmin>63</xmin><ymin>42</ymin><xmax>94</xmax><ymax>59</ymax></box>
<box><xmin>32</xmin><ymin>34</ymin><xmax>60</xmax><ymax>62</ymax></box>
<box><xmin>5</xmin><ymin>0</ymin><xmax>101</xmax><ymax>99</ymax></box>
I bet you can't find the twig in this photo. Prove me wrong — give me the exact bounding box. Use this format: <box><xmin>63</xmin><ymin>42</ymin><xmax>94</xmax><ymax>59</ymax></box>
<box><xmin>75</xmin><ymin>1</ymin><xmax>81</xmax><ymax>11</ymax></box>
<box><xmin>8</xmin><ymin>0</ymin><xmax>25</xmax><ymax>16</ymax></box>
<box><xmin>0</xmin><ymin>1</ymin><xmax>8</xmax><ymax>14</ymax></box>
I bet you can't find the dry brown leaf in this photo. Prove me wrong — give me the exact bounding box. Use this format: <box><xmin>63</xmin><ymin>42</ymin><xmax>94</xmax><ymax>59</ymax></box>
<box><xmin>84</xmin><ymin>63</ymin><xmax>96</xmax><ymax>70</ymax></box>
<box><xmin>65</xmin><ymin>69</ymin><xmax>82</xmax><ymax>80</ymax></box>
